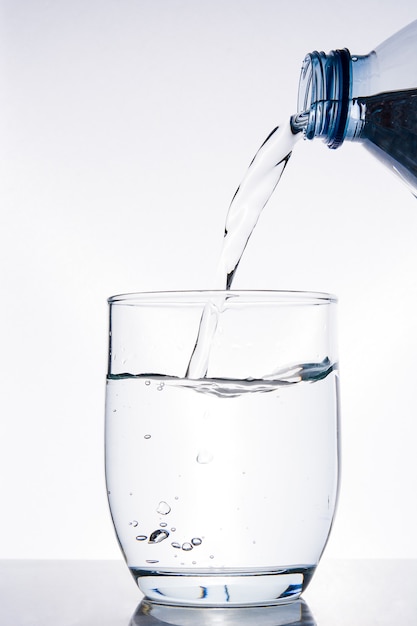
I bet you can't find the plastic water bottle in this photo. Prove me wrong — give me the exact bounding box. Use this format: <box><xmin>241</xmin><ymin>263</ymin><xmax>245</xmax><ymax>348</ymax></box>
<box><xmin>291</xmin><ymin>20</ymin><xmax>417</xmax><ymax>195</ymax></box>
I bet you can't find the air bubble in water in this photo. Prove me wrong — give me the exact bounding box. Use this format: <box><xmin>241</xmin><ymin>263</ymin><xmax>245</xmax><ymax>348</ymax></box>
<box><xmin>136</xmin><ymin>535</ymin><xmax>147</xmax><ymax>541</ymax></box>
<box><xmin>182</xmin><ymin>542</ymin><xmax>193</xmax><ymax>551</ymax></box>
<box><xmin>196</xmin><ymin>449</ymin><xmax>214</xmax><ymax>464</ymax></box>
<box><xmin>149</xmin><ymin>529</ymin><xmax>169</xmax><ymax>544</ymax></box>
<box><xmin>157</xmin><ymin>501</ymin><xmax>171</xmax><ymax>515</ymax></box>
<box><xmin>191</xmin><ymin>537</ymin><xmax>202</xmax><ymax>546</ymax></box>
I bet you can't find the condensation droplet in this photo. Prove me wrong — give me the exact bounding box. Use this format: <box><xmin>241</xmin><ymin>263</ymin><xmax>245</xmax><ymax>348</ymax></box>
<box><xmin>136</xmin><ymin>535</ymin><xmax>147</xmax><ymax>541</ymax></box>
<box><xmin>146</xmin><ymin>560</ymin><xmax>159</xmax><ymax>564</ymax></box>
<box><xmin>144</xmin><ymin>434</ymin><xmax>151</xmax><ymax>440</ymax></box>
<box><xmin>145</xmin><ymin>380</ymin><xmax>151</xmax><ymax>386</ymax></box>
<box><xmin>191</xmin><ymin>537</ymin><xmax>202</xmax><ymax>546</ymax></box>
<box><xmin>196</xmin><ymin>449</ymin><xmax>214</xmax><ymax>464</ymax></box>
<box><xmin>182</xmin><ymin>542</ymin><xmax>193</xmax><ymax>551</ymax></box>
<box><xmin>171</xmin><ymin>527</ymin><xmax>176</xmax><ymax>532</ymax></box>
<box><xmin>156</xmin><ymin>501</ymin><xmax>171</xmax><ymax>515</ymax></box>
<box><xmin>148</xmin><ymin>529</ymin><xmax>169</xmax><ymax>544</ymax></box>
<box><xmin>171</xmin><ymin>542</ymin><xmax>181</xmax><ymax>549</ymax></box>
<box><xmin>192</xmin><ymin>561</ymin><xmax>196</xmax><ymax>565</ymax></box>
<box><xmin>112</xmin><ymin>409</ymin><xmax>117</xmax><ymax>413</ymax></box>
<box><xmin>157</xmin><ymin>383</ymin><xmax>165</xmax><ymax>391</ymax></box>
<box><xmin>159</xmin><ymin>522</ymin><xmax>167</xmax><ymax>528</ymax></box>
<box><xmin>130</xmin><ymin>520</ymin><xmax>139</xmax><ymax>527</ymax></box>
<box><xmin>210</xmin><ymin>555</ymin><xmax>214</xmax><ymax>559</ymax></box>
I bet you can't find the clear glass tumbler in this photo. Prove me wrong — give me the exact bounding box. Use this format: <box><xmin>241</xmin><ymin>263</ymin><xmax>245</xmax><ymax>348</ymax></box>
<box><xmin>105</xmin><ymin>290</ymin><xmax>340</xmax><ymax>607</ymax></box>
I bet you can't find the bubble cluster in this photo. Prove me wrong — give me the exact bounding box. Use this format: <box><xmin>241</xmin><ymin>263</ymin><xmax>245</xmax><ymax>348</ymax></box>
<box><xmin>129</xmin><ymin>499</ymin><xmax>204</xmax><ymax>558</ymax></box>
<box><xmin>172</xmin><ymin>537</ymin><xmax>204</xmax><ymax>552</ymax></box>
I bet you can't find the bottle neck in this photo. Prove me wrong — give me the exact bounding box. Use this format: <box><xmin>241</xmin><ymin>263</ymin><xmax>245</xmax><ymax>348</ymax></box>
<box><xmin>291</xmin><ymin>48</ymin><xmax>357</xmax><ymax>149</ymax></box>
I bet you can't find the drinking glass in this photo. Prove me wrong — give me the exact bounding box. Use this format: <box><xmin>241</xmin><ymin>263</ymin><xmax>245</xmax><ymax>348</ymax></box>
<box><xmin>105</xmin><ymin>290</ymin><xmax>339</xmax><ymax>607</ymax></box>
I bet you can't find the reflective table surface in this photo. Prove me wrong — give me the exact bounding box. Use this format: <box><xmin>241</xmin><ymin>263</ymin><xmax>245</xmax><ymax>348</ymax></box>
<box><xmin>1</xmin><ymin>559</ymin><xmax>416</xmax><ymax>625</ymax></box>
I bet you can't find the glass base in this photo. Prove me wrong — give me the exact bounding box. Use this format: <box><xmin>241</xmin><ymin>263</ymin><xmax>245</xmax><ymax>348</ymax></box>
<box><xmin>129</xmin><ymin>566</ymin><xmax>315</xmax><ymax>607</ymax></box>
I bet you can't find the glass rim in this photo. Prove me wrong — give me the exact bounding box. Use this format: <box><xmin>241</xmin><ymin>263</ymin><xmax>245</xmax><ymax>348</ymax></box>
<box><xmin>108</xmin><ymin>289</ymin><xmax>337</xmax><ymax>305</ymax></box>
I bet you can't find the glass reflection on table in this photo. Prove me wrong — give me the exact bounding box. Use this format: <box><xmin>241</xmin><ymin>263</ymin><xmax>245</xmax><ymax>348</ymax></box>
<box><xmin>129</xmin><ymin>598</ymin><xmax>316</xmax><ymax>625</ymax></box>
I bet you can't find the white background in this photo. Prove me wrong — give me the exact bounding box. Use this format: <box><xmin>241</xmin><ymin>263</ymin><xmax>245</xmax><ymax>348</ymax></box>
<box><xmin>1</xmin><ymin>0</ymin><xmax>416</xmax><ymax>561</ymax></box>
